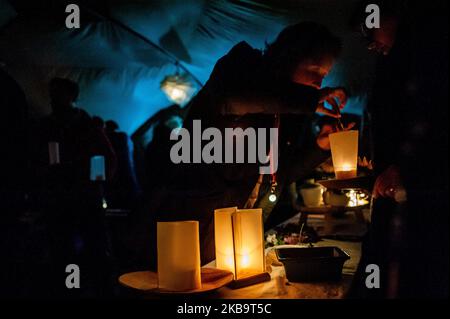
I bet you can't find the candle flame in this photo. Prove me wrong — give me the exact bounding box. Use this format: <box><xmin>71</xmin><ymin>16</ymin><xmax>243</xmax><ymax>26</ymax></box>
<box><xmin>342</xmin><ymin>164</ymin><xmax>353</xmax><ymax>171</ymax></box>
<box><xmin>241</xmin><ymin>255</ymin><xmax>250</xmax><ymax>267</ymax></box>
<box><xmin>346</xmin><ymin>189</ymin><xmax>369</xmax><ymax>207</ymax></box>
<box><xmin>225</xmin><ymin>255</ymin><xmax>234</xmax><ymax>268</ymax></box>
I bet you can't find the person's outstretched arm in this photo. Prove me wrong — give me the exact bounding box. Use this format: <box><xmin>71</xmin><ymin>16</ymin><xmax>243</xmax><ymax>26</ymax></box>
<box><xmin>222</xmin><ymin>84</ymin><xmax>347</xmax><ymax>117</ymax></box>
<box><xmin>207</xmin><ymin>42</ymin><xmax>346</xmax><ymax>116</ymax></box>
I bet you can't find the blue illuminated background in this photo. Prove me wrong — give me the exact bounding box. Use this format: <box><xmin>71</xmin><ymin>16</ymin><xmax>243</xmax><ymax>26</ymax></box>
<box><xmin>1</xmin><ymin>0</ymin><xmax>376</xmax><ymax>136</ymax></box>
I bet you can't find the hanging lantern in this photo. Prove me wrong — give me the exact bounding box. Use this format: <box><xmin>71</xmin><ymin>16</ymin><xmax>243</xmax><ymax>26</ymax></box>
<box><xmin>329</xmin><ymin>130</ymin><xmax>359</xmax><ymax>180</ymax></box>
<box><xmin>160</xmin><ymin>73</ymin><xmax>196</xmax><ymax>106</ymax></box>
<box><xmin>214</xmin><ymin>207</ymin><xmax>270</xmax><ymax>288</ymax></box>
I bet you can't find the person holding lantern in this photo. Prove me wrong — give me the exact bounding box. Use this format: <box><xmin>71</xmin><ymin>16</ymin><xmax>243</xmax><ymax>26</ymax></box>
<box><xmin>129</xmin><ymin>22</ymin><xmax>354</xmax><ymax>268</ymax></box>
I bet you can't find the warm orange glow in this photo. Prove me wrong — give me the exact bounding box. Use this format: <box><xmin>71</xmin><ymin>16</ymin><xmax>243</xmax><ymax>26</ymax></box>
<box><xmin>241</xmin><ymin>254</ymin><xmax>250</xmax><ymax>267</ymax></box>
<box><xmin>214</xmin><ymin>207</ymin><xmax>237</xmax><ymax>276</ymax></box>
<box><xmin>157</xmin><ymin>221</ymin><xmax>202</xmax><ymax>291</ymax></box>
<box><xmin>346</xmin><ymin>189</ymin><xmax>369</xmax><ymax>207</ymax></box>
<box><xmin>214</xmin><ymin>208</ymin><xmax>265</xmax><ymax>280</ymax></box>
<box><xmin>329</xmin><ymin>130</ymin><xmax>359</xmax><ymax>180</ymax></box>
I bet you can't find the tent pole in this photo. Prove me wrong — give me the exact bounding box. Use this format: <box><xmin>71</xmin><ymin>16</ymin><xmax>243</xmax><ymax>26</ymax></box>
<box><xmin>75</xmin><ymin>2</ymin><xmax>204</xmax><ymax>88</ymax></box>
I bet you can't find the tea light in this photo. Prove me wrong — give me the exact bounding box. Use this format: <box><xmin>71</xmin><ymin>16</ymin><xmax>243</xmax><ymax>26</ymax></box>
<box><xmin>345</xmin><ymin>189</ymin><xmax>369</xmax><ymax>207</ymax></box>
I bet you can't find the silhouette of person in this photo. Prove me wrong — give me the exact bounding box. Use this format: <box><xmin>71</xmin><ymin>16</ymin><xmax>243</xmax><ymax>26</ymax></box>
<box><xmin>105</xmin><ymin>120</ymin><xmax>140</xmax><ymax>208</ymax></box>
<box><xmin>130</xmin><ymin>22</ymin><xmax>353</xmax><ymax>267</ymax></box>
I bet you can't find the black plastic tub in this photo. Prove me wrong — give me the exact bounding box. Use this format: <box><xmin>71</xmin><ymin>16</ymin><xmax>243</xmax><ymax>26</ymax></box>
<box><xmin>275</xmin><ymin>247</ymin><xmax>350</xmax><ymax>282</ymax></box>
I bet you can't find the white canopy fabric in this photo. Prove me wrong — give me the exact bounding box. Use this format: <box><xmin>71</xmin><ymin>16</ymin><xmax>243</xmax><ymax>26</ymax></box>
<box><xmin>0</xmin><ymin>0</ymin><xmax>375</xmax><ymax>135</ymax></box>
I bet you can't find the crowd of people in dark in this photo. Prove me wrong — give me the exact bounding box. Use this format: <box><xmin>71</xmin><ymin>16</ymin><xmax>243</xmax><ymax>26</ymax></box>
<box><xmin>0</xmin><ymin>71</ymin><xmax>160</xmax><ymax>297</ymax></box>
<box><xmin>0</xmin><ymin>0</ymin><xmax>447</xmax><ymax>300</ymax></box>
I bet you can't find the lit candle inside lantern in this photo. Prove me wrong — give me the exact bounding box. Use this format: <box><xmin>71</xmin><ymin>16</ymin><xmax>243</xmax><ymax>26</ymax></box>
<box><xmin>214</xmin><ymin>207</ymin><xmax>238</xmax><ymax>276</ymax></box>
<box><xmin>157</xmin><ymin>221</ymin><xmax>201</xmax><ymax>291</ymax></box>
<box><xmin>348</xmin><ymin>189</ymin><xmax>357</xmax><ymax>207</ymax></box>
<box><xmin>214</xmin><ymin>208</ymin><xmax>265</xmax><ymax>281</ymax></box>
<box><xmin>345</xmin><ymin>189</ymin><xmax>370</xmax><ymax>207</ymax></box>
<box><xmin>342</xmin><ymin>164</ymin><xmax>352</xmax><ymax>171</ymax></box>
<box><xmin>233</xmin><ymin>209</ymin><xmax>265</xmax><ymax>279</ymax></box>
<box><xmin>160</xmin><ymin>74</ymin><xmax>197</xmax><ymax>106</ymax></box>
<box><xmin>329</xmin><ymin>130</ymin><xmax>359</xmax><ymax>180</ymax></box>
<box><xmin>241</xmin><ymin>254</ymin><xmax>250</xmax><ymax>267</ymax></box>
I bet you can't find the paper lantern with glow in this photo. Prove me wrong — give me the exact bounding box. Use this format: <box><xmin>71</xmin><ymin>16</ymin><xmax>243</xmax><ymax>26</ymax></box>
<box><xmin>157</xmin><ymin>221</ymin><xmax>202</xmax><ymax>291</ymax></box>
<box><xmin>329</xmin><ymin>130</ymin><xmax>359</xmax><ymax>180</ymax></box>
<box><xmin>160</xmin><ymin>73</ymin><xmax>197</xmax><ymax>106</ymax></box>
<box><xmin>214</xmin><ymin>207</ymin><xmax>270</xmax><ymax>288</ymax></box>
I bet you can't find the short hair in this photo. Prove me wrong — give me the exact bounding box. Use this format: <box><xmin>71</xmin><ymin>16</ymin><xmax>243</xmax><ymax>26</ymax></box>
<box><xmin>92</xmin><ymin>116</ymin><xmax>105</xmax><ymax>129</ymax></box>
<box><xmin>49</xmin><ymin>77</ymin><xmax>79</xmax><ymax>102</ymax></box>
<box><xmin>264</xmin><ymin>22</ymin><xmax>342</xmax><ymax>80</ymax></box>
<box><xmin>105</xmin><ymin>120</ymin><xmax>119</xmax><ymax>131</ymax></box>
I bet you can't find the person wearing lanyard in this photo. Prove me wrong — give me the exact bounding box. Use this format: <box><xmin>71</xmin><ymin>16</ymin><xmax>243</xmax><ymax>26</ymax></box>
<box><xmin>130</xmin><ymin>22</ymin><xmax>352</xmax><ymax>268</ymax></box>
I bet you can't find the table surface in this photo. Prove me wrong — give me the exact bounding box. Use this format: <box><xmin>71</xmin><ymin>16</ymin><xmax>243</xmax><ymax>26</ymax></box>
<box><xmin>205</xmin><ymin>210</ymin><xmax>365</xmax><ymax>299</ymax></box>
<box><xmin>203</xmin><ymin>239</ymin><xmax>361</xmax><ymax>299</ymax></box>
<box><xmin>120</xmin><ymin>210</ymin><xmax>364</xmax><ymax>299</ymax></box>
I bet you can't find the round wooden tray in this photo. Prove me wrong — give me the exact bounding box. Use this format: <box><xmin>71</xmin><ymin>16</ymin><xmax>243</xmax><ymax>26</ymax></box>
<box><xmin>118</xmin><ymin>268</ymin><xmax>233</xmax><ymax>295</ymax></box>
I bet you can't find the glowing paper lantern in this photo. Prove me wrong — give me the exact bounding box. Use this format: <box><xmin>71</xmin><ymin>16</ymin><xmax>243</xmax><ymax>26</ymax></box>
<box><xmin>329</xmin><ymin>130</ymin><xmax>359</xmax><ymax>180</ymax></box>
<box><xmin>214</xmin><ymin>207</ymin><xmax>269</xmax><ymax>287</ymax></box>
<box><xmin>160</xmin><ymin>74</ymin><xmax>196</xmax><ymax>106</ymax></box>
<box><xmin>214</xmin><ymin>207</ymin><xmax>237</xmax><ymax>274</ymax></box>
<box><xmin>157</xmin><ymin>221</ymin><xmax>201</xmax><ymax>291</ymax></box>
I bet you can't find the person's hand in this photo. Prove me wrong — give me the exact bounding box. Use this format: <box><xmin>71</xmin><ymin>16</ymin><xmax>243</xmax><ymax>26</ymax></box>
<box><xmin>316</xmin><ymin>122</ymin><xmax>356</xmax><ymax>151</ymax></box>
<box><xmin>316</xmin><ymin>87</ymin><xmax>348</xmax><ymax>118</ymax></box>
<box><xmin>372</xmin><ymin>165</ymin><xmax>407</xmax><ymax>202</ymax></box>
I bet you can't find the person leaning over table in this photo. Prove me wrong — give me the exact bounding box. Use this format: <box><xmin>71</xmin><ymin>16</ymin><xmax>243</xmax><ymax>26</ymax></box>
<box><xmin>128</xmin><ymin>22</ymin><xmax>355</xmax><ymax>269</ymax></box>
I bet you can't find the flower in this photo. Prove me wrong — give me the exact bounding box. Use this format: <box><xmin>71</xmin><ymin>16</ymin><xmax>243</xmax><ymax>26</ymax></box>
<box><xmin>266</xmin><ymin>234</ymin><xmax>278</xmax><ymax>245</ymax></box>
<box><xmin>283</xmin><ymin>233</ymin><xmax>300</xmax><ymax>245</ymax></box>
<box><xmin>265</xmin><ymin>222</ymin><xmax>318</xmax><ymax>248</ymax></box>
<box><xmin>265</xmin><ymin>233</ymin><xmax>285</xmax><ymax>248</ymax></box>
